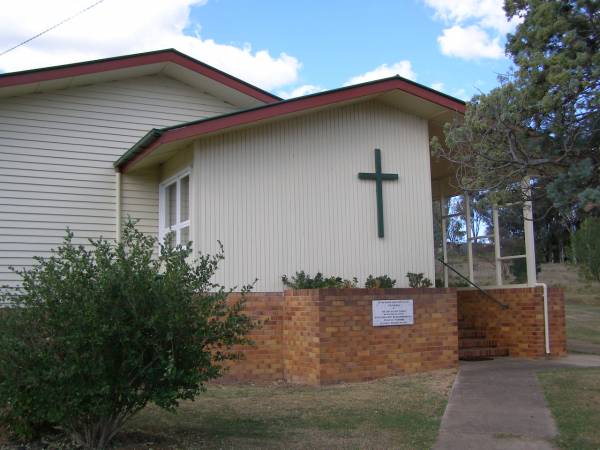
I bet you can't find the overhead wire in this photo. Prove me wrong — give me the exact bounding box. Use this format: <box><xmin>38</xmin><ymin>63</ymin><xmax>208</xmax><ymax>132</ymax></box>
<box><xmin>0</xmin><ymin>0</ymin><xmax>106</xmax><ymax>57</ymax></box>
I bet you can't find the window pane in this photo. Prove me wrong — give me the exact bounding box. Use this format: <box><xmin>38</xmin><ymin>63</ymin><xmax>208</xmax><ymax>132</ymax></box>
<box><xmin>166</xmin><ymin>183</ymin><xmax>177</xmax><ymax>228</ymax></box>
<box><xmin>180</xmin><ymin>175</ymin><xmax>190</xmax><ymax>222</ymax></box>
<box><xmin>181</xmin><ymin>226</ymin><xmax>189</xmax><ymax>244</ymax></box>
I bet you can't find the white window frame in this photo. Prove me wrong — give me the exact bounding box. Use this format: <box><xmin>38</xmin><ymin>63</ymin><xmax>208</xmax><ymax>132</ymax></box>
<box><xmin>159</xmin><ymin>168</ymin><xmax>191</xmax><ymax>246</ymax></box>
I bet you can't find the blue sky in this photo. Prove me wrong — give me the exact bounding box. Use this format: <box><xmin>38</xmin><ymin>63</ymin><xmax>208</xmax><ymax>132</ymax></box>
<box><xmin>0</xmin><ymin>0</ymin><xmax>518</xmax><ymax>101</ymax></box>
<box><xmin>189</xmin><ymin>0</ymin><xmax>514</xmax><ymax>99</ymax></box>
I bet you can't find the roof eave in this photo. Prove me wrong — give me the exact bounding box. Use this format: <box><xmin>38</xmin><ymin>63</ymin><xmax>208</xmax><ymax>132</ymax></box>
<box><xmin>0</xmin><ymin>48</ymin><xmax>281</xmax><ymax>104</ymax></box>
<box><xmin>116</xmin><ymin>75</ymin><xmax>466</xmax><ymax>173</ymax></box>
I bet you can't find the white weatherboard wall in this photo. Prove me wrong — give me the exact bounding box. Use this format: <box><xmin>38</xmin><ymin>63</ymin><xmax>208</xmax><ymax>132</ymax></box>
<box><xmin>0</xmin><ymin>75</ymin><xmax>239</xmax><ymax>286</ymax></box>
<box><xmin>192</xmin><ymin>100</ymin><xmax>435</xmax><ymax>291</ymax></box>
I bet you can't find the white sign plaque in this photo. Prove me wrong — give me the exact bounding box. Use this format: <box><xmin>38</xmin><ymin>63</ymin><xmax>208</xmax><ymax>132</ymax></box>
<box><xmin>372</xmin><ymin>299</ymin><xmax>414</xmax><ymax>326</ymax></box>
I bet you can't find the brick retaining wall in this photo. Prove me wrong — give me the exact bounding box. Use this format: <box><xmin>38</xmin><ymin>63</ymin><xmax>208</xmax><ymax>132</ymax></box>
<box><xmin>221</xmin><ymin>292</ymin><xmax>285</xmax><ymax>382</ymax></box>
<box><xmin>223</xmin><ymin>288</ymin><xmax>459</xmax><ymax>385</ymax></box>
<box><xmin>457</xmin><ymin>287</ymin><xmax>566</xmax><ymax>358</ymax></box>
<box><xmin>318</xmin><ymin>289</ymin><xmax>458</xmax><ymax>383</ymax></box>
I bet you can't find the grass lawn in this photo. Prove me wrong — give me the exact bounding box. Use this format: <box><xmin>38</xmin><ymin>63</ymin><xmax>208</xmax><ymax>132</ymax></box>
<box><xmin>538</xmin><ymin>368</ymin><xmax>600</xmax><ymax>450</ymax></box>
<box><xmin>566</xmin><ymin>303</ymin><xmax>600</xmax><ymax>346</ymax></box>
<box><xmin>114</xmin><ymin>369</ymin><xmax>455</xmax><ymax>449</ymax></box>
<box><xmin>539</xmin><ymin>263</ymin><xmax>600</xmax><ymax>353</ymax></box>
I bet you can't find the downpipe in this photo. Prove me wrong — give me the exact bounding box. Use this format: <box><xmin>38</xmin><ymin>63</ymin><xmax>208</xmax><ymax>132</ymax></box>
<box><xmin>535</xmin><ymin>282</ymin><xmax>551</xmax><ymax>356</ymax></box>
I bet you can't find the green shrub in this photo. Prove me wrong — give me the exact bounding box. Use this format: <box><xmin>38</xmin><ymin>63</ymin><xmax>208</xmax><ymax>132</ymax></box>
<box><xmin>365</xmin><ymin>275</ymin><xmax>396</xmax><ymax>288</ymax></box>
<box><xmin>281</xmin><ymin>271</ymin><xmax>357</xmax><ymax>289</ymax></box>
<box><xmin>406</xmin><ymin>272</ymin><xmax>433</xmax><ymax>288</ymax></box>
<box><xmin>0</xmin><ymin>222</ymin><xmax>253</xmax><ymax>449</ymax></box>
<box><xmin>509</xmin><ymin>258</ymin><xmax>540</xmax><ymax>284</ymax></box>
<box><xmin>572</xmin><ymin>217</ymin><xmax>600</xmax><ymax>281</ymax></box>
<box><xmin>448</xmin><ymin>279</ymin><xmax>470</xmax><ymax>288</ymax></box>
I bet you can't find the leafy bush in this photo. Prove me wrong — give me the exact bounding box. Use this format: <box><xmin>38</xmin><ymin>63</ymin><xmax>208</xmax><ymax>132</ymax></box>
<box><xmin>365</xmin><ymin>275</ymin><xmax>396</xmax><ymax>288</ymax></box>
<box><xmin>281</xmin><ymin>271</ymin><xmax>357</xmax><ymax>289</ymax></box>
<box><xmin>448</xmin><ymin>279</ymin><xmax>469</xmax><ymax>288</ymax></box>
<box><xmin>0</xmin><ymin>222</ymin><xmax>253</xmax><ymax>449</ymax></box>
<box><xmin>509</xmin><ymin>258</ymin><xmax>540</xmax><ymax>284</ymax></box>
<box><xmin>572</xmin><ymin>217</ymin><xmax>600</xmax><ymax>281</ymax></box>
<box><xmin>406</xmin><ymin>272</ymin><xmax>432</xmax><ymax>288</ymax></box>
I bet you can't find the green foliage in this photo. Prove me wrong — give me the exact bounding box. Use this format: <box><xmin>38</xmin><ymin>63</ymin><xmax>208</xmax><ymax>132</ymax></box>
<box><xmin>365</xmin><ymin>275</ymin><xmax>396</xmax><ymax>289</ymax></box>
<box><xmin>0</xmin><ymin>221</ymin><xmax>253</xmax><ymax>449</ymax></box>
<box><xmin>432</xmin><ymin>0</ymin><xmax>599</xmax><ymax>214</ymax></box>
<box><xmin>509</xmin><ymin>258</ymin><xmax>541</xmax><ymax>284</ymax></box>
<box><xmin>571</xmin><ymin>217</ymin><xmax>600</xmax><ymax>281</ymax></box>
<box><xmin>281</xmin><ymin>271</ymin><xmax>358</xmax><ymax>289</ymax></box>
<box><xmin>406</xmin><ymin>273</ymin><xmax>433</xmax><ymax>288</ymax></box>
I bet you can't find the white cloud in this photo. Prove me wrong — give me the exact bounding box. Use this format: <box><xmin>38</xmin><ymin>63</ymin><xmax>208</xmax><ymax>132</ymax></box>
<box><xmin>424</xmin><ymin>0</ymin><xmax>519</xmax><ymax>34</ymax></box>
<box><xmin>344</xmin><ymin>61</ymin><xmax>416</xmax><ymax>86</ymax></box>
<box><xmin>438</xmin><ymin>25</ymin><xmax>504</xmax><ymax>60</ymax></box>
<box><xmin>278</xmin><ymin>84</ymin><xmax>323</xmax><ymax>99</ymax></box>
<box><xmin>0</xmin><ymin>0</ymin><xmax>301</xmax><ymax>90</ymax></box>
<box><xmin>424</xmin><ymin>0</ymin><xmax>520</xmax><ymax>60</ymax></box>
<box><xmin>431</xmin><ymin>81</ymin><xmax>445</xmax><ymax>91</ymax></box>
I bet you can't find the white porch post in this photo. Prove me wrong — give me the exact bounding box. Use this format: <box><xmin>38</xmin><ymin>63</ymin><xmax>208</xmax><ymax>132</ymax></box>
<box><xmin>440</xmin><ymin>183</ymin><xmax>449</xmax><ymax>287</ymax></box>
<box><xmin>492</xmin><ymin>205</ymin><xmax>502</xmax><ymax>285</ymax></box>
<box><xmin>522</xmin><ymin>179</ymin><xmax>537</xmax><ymax>285</ymax></box>
<box><xmin>464</xmin><ymin>191</ymin><xmax>474</xmax><ymax>283</ymax></box>
<box><xmin>115</xmin><ymin>171</ymin><xmax>122</xmax><ymax>243</ymax></box>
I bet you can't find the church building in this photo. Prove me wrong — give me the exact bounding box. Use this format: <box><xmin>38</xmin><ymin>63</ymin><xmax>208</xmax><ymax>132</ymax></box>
<box><xmin>0</xmin><ymin>49</ymin><xmax>566</xmax><ymax>384</ymax></box>
<box><xmin>0</xmin><ymin>49</ymin><xmax>463</xmax><ymax>291</ymax></box>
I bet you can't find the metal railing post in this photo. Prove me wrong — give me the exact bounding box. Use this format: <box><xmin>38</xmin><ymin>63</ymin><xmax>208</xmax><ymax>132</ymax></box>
<box><xmin>492</xmin><ymin>205</ymin><xmax>502</xmax><ymax>286</ymax></box>
<box><xmin>440</xmin><ymin>183</ymin><xmax>449</xmax><ymax>287</ymax></box>
<box><xmin>464</xmin><ymin>191</ymin><xmax>474</xmax><ymax>283</ymax></box>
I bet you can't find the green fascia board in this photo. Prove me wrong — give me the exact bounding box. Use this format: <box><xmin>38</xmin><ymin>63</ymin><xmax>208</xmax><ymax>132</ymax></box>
<box><xmin>113</xmin><ymin>129</ymin><xmax>163</xmax><ymax>168</ymax></box>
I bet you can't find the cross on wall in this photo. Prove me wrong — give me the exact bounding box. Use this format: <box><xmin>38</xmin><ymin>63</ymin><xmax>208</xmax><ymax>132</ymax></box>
<box><xmin>358</xmin><ymin>148</ymin><xmax>399</xmax><ymax>238</ymax></box>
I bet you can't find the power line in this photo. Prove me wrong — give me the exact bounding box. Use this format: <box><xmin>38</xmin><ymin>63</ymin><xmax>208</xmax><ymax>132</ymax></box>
<box><xmin>0</xmin><ymin>0</ymin><xmax>106</xmax><ymax>57</ymax></box>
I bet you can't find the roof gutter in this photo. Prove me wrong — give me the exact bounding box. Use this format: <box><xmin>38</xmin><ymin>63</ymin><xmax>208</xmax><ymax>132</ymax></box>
<box><xmin>114</xmin><ymin>128</ymin><xmax>163</xmax><ymax>171</ymax></box>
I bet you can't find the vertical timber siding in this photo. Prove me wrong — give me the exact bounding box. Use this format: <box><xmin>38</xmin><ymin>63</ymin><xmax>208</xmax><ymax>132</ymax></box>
<box><xmin>0</xmin><ymin>75</ymin><xmax>238</xmax><ymax>285</ymax></box>
<box><xmin>193</xmin><ymin>100</ymin><xmax>435</xmax><ymax>291</ymax></box>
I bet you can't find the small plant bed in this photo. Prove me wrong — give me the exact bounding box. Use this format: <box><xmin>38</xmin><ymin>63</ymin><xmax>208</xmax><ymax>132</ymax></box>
<box><xmin>538</xmin><ymin>368</ymin><xmax>600</xmax><ymax>450</ymax></box>
<box><xmin>113</xmin><ymin>370</ymin><xmax>455</xmax><ymax>449</ymax></box>
<box><xmin>281</xmin><ymin>271</ymin><xmax>433</xmax><ymax>289</ymax></box>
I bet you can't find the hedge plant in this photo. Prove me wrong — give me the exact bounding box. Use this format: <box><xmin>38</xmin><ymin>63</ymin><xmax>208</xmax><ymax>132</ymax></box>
<box><xmin>365</xmin><ymin>275</ymin><xmax>396</xmax><ymax>288</ymax></box>
<box><xmin>406</xmin><ymin>272</ymin><xmax>432</xmax><ymax>288</ymax></box>
<box><xmin>0</xmin><ymin>221</ymin><xmax>253</xmax><ymax>449</ymax></box>
<box><xmin>281</xmin><ymin>271</ymin><xmax>357</xmax><ymax>289</ymax></box>
<box><xmin>571</xmin><ymin>217</ymin><xmax>600</xmax><ymax>281</ymax></box>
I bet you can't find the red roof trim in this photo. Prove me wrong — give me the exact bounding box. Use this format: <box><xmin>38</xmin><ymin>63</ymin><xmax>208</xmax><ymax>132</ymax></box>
<box><xmin>120</xmin><ymin>77</ymin><xmax>466</xmax><ymax>173</ymax></box>
<box><xmin>0</xmin><ymin>49</ymin><xmax>280</xmax><ymax>103</ymax></box>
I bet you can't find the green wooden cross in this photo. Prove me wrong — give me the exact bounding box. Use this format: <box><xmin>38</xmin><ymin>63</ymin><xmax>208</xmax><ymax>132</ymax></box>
<box><xmin>358</xmin><ymin>148</ymin><xmax>399</xmax><ymax>238</ymax></box>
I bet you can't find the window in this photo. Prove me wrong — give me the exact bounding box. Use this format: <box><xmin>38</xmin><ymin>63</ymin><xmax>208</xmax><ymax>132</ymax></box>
<box><xmin>159</xmin><ymin>169</ymin><xmax>190</xmax><ymax>246</ymax></box>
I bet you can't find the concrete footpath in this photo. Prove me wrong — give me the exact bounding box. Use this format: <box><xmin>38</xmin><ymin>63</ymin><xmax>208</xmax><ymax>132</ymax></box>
<box><xmin>434</xmin><ymin>355</ymin><xmax>600</xmax><ymax>450</ymax></box>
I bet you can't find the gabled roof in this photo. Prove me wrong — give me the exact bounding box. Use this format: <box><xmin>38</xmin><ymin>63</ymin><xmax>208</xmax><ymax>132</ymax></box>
<box><xmin>115</xmin><ymin>75</ymin><xmax>466</xmax><ymax>172</ymax></box>
<box><xmin>0</xmin><ymin>48</ymin><xmax>280</xmax><ymax>105</ymax></box>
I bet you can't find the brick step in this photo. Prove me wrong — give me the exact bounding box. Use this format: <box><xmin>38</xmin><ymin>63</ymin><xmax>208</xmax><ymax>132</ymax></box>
<box><xmin>458</xmin><ymin>328</ymin><xmax>487</xmax><ymax>338</ymax></box>
<box><xmin>459</xmin><ymin>347</ymin><xmax>509</xmax><ymax>361</ymax></box>
<box><xmin>459</xmin><ymin>338</ymin><xmax>497</xmax><ymax>349</ymax></box>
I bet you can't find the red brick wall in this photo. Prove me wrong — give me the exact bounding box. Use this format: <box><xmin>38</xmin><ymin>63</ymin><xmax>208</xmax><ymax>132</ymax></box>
<box><xmin>548</xmin><ymin>288</ymin><xmax>567</xmax><ymax>357</ymax></box>
<box><xmin>221</xmin><ymin>292</ymin><xmax>285</xmax><ymax>382</ymax></box>
<box><xmin>224</xmin><ymin>288</ymin><xmax>459</xmax><ymax>385</ymax></box>
<box><xmin>282</xmin><ymin>290</ymin><xmax>321</xmax><ymax>385</ymax></box>
<box><xmin>457</xmin><ymin>287</ymin><xmax>566</xmax><ymax>358</ymax></box>
<box><xmin>317</xmin><ymin>288</ymin><xmax>459</xmax><ymax>384</ymax></box>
